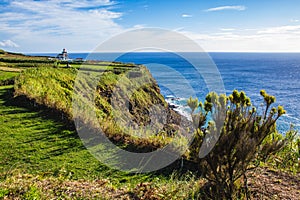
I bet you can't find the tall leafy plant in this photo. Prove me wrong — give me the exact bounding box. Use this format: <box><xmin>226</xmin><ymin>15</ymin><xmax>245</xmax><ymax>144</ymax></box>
<box><xmin>188</xmin><ymin>90</ymin><xmax>292</xmax><ymax>199</ymax></box>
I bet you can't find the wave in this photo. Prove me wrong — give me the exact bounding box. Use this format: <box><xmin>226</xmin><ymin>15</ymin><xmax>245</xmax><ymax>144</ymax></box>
<box><xmin>165</xmin><ymin>96</ymin><xmax>192</xmax><ymax>121</ymax></box>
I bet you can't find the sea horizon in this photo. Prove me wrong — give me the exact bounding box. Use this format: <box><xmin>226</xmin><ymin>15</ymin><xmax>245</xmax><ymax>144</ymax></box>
<box><xmin>28</xmin><ymin>51</ymin><xmax>300</xmax><ymax>54</ymax></box>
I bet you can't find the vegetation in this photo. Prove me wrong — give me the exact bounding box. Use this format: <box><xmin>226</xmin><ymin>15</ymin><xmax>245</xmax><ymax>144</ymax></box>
<box><xmin>187</xmin><ymin>90</ymin><xmax>299</xmax><ymax>199</ymax></box>
<box><xmin>13</xmin><ymin>65</ymin><xmax>184</xmax><ymax>151</ymax></box>
<box><xmin>0</xmin><ymin>85</ymin><xmax>206</xmax><ymax>199</ymax></box>
<box><xmin>0</xmin><ymin>49</ymin><xmax>299</xmax><ymax>199</ymax></box>
<box><xmin>0</xmin><ymin>50</ymin><xmax>56</xmax><ymax>68</ymax></box>
<box><xmin>0</xmin><ymin>70</ymin><xmax>19</xmax><ymax>86</ymax></box>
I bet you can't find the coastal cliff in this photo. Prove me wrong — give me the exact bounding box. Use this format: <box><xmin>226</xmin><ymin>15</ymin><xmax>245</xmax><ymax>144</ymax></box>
<box><xmin>13</xmin><ymin>61</ymin><xmax>190</xmax><ymax>150</ymax></box>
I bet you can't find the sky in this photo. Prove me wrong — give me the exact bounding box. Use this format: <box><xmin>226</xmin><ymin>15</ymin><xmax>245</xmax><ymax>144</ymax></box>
<box><xmin>1</xmin><ymin>0</ymin><xmax>300</xmax><ymax>53</ymax></box>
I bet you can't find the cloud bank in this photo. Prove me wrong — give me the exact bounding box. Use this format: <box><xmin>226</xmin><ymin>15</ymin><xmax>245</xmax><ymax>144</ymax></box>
<box><xmin>0</xmin><ymin>40</ymin><xmax>19</xmax><ymax>48</ymax></box>
<box><xmin>180</xmin><ymin>24</ymin><xmax>300</xmax><ymax>52</ymax></box>
<box><xmin>0</xmin><ymin>0</ymin><xmax>123</xmax><ymax>52</ymax></box>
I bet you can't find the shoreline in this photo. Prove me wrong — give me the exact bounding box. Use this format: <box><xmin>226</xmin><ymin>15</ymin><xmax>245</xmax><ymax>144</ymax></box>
<box><xmin>165</xmin><ymin>96</ymin><xmax>192</xmax><ymax>121</ymax></box>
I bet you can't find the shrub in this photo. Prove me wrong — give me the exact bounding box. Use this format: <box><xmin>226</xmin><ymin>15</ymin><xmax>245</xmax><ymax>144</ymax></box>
<box><xmin>188</xmin><ymin>90</ymin><xmax>294</xmax><ymax>199</ymax></box>
<box><xmin>265</xmin><ymin>127</ymin><xmax>299</xmax><ymax>173</ymax></box>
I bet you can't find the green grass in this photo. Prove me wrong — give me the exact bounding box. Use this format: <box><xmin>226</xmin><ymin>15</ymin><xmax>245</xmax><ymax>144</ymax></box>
<box><xmin>0</xmin><ymin>59</ymin><xmax>202</xmax><ymax>198</ymax></box>
<box><xmin>0</xmin><ymin>85</ymin><xmax>151</xmax><ymax>182</ymax></box>
<box><xmin>0</xmin><ymin>71</ymin><xmax>19</xmax><ymax>84</ymax></box>
<box><xmin>1</xmin><ymin>50</ymin><xmax>299</xmax><ymax>199</ymax></box>
<box><xmin>0</xmin><ymin>50</ymin><xmax>55</xmax><ymax>68</ymax></box>
<box><xmin>0</xmin><ymin>85</ymin><xmax>205</xmax><ymax>199</ymax></box>
<box><xmin>13</xmin><ymin>66</ymin><xmax>180</xmax><ymax>150</ymax></box>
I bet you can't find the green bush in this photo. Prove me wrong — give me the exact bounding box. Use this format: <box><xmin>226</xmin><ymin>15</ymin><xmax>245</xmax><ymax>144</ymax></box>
<box><xmin>265</xmin><ymin>127</ymin><xmax>299</xmax><ymax>173</ymax></box>
<box><xmin>188</xmin><ymin>90</ymin><xmax>295</xmax><ymax>199</ymax></box>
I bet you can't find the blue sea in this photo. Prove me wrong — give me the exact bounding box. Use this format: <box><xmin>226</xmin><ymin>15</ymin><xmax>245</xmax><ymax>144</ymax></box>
<box><xmin>31</xmin><ymin>52</ymin><xmax>300</xmax><ymax>133</ymax></box>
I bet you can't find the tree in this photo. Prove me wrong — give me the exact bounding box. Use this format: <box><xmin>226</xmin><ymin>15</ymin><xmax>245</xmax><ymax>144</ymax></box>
<box><xmin>188</xmin><ymin>90</ymin><xmax>291</xmax><ymax>199</ymax></box>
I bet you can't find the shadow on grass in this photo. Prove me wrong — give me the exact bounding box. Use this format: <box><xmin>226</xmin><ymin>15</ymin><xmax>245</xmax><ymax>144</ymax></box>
<box><xmin>0</xmin><ymin>86</ymin><xmax>200</xmax><ymax>180</ymax></box>
<box><xmin>0</xmin><ymin>86</ymin><xmax>85</xmax><ymax>162</ymax></box>
<box><xmin>1</xmin><ymin>86</ymin><xmax>76</xmax><ymax>131</ymax></box>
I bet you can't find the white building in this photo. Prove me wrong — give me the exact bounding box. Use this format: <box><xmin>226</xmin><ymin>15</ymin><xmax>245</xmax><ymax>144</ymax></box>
<box><xmin>56</xmin><ymin>48</ymin><xmax>69</xmax><ymax>61</ymax></box>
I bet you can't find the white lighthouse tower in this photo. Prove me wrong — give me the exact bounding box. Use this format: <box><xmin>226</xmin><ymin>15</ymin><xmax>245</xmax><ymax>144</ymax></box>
<box><xmin>56</xmin><ymin>48</ymin><xmax>69</xmax><ymax>61</ymax></box>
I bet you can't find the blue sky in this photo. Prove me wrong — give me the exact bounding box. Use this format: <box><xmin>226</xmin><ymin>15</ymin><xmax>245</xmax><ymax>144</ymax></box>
<box><xmin>1</xmin><ymin>0</ymin><xmax>300</xmax><ymax>52</ymax></box>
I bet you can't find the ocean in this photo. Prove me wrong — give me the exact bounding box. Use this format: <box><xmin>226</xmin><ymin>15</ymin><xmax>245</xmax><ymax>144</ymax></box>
<box><xmin>31</xmin><ymin>52</ymin><xmax>300</xmax><ymax>133</ymax></box>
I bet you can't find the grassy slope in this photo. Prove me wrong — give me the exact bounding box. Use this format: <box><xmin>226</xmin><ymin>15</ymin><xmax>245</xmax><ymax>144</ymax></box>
<box><xmin>0</xmin><ymin>50</ymin><xmax>299</xmax><ymax>199</ymax></box>
<box><xmin>0</xmin><ymin>50</ymin><xmax>54</xmax><ymax>68</ymax></box>
<box><xmin>0</xmin><ymin>53</ymin><xmax>201</xmax><ymax>199</ymax></box>
<box><xmin>1</xmin><ymin>85</ymin><xmax>199</xmax><ymax>199</ymax></box>
<box><xmin>13</xmin><ymin>65</ymin><xmax>182</xmax><ymax>151</ymax></box>
<box><xmin>0</xmin><ymin>85</ymin><xmax>138</xmax><ymax>180</ymax></box>
<box><xmin>0</xmin><ymin>71</ymin><xmax>19</xmax><ymax>86</ymax></box>
<box><xmin>0</xmin><ymin>84</ymin><xmax>298</xmax><ymax>200</ymax></box>
<box><xmin>0</xmin><ymin>71</ymin><xmax>19</xmax><ymax>80</ymax></box>
<box><xmin>0</xmin><ymin>87</ymin><xmax>203</xmax><ymax>199</ymax></box>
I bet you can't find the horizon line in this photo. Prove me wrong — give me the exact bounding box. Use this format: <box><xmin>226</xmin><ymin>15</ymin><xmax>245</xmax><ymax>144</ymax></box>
<box><xmin>25</xmin><ymin>51</ymin><xmax>300</xmax><ymax>54</ymax></box>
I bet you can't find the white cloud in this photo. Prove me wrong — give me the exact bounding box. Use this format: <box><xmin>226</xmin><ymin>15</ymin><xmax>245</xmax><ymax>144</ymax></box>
<box><xmin>257</xmin><ymin>25</ymin><xmax>300</xmax><ymax>34</ymax></box>
<box><xmin>0</xmin><ymin>0</ymin><xmax>123</xmax><ymax>52</ymax></box>
<box><xmin>182</xmin><ymin>14</ymin><xmax>192</xmax><ymax>18</ymax></box>
<box><xmin>0</xmin><ymin>40</ymin><xmax>19</xmax><ymax>48</ymax></box>
<box><xmin>180</xmin><ymin>24</ymin><xmax>300</xmax><ymax>52</ymax></box>
<box><xmin>205</xmin><ymin>5</ymin><xmax>246</xmax><ymax>12</ymax></box>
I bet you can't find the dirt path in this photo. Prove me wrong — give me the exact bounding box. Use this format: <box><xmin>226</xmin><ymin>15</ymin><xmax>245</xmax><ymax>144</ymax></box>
<box><xmin>248</xmin><ymin>167</ymin><xmax>300</xmax><ymax>199</ymax></box>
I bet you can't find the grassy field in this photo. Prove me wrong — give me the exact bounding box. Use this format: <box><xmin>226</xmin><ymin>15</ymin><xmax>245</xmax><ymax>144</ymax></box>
<box><xmin>0</xmin><ymin>49</ymin><xmax>299</xmax><ymax>199</ymax></box>
<box><xmin>0</xmin><ymin>50</ymin><xmax>55</xmax><ymax>68</ymax></box>
<box><xmin>0</xmin><ymin>71</ymin><xmax>18</xmax><ymax>80</ymax></box>
<box><xmin>0</xmin><ymin>54</ymin><xmax>203</xmax><ymax>199</ymax></box>
<box><xmin>0</xmin><ymin>71</ymin><xmax>19</xmax><ymax>86</ymax></box>
<box><xmin>0</xmin><ymin>84</ymin><xmax>204</xmax><ymax>199</ymax></box>
<box><xmin>0</xmin><ymin>82</ymin><xmax>172</xmax><ymax>181</ymax></box>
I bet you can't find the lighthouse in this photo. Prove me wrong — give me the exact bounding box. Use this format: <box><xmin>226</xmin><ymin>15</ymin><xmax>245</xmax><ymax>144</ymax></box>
<box><xmin>56</xmin><ymin>48</ymin><xmax>69</xmax><ymax>61</ymax></box>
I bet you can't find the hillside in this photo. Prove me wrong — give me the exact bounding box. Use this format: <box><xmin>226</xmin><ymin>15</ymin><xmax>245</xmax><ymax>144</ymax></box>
<box><xmin>0</xmin><ymin>49</ymin><xmax>54</xmax><ymax>68</ymax></box>
<box><xmin>13</xmin><ymin>62</ymin><xmax>191</xmax><ymax>151</ymax></box>
<box><xmin>0</xmin><ymin>49</ymin><xmax>299</xmax><ymax>199</ymax></box>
